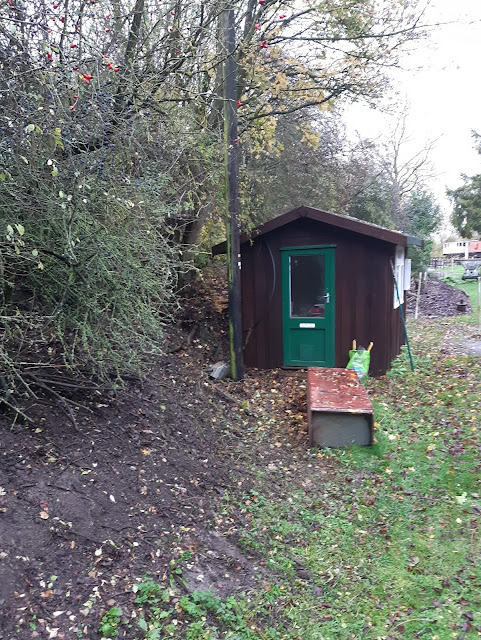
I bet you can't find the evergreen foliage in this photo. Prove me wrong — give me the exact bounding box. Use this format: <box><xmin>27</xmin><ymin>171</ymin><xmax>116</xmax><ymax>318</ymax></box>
<box><xmin>405</xmin><ymin>189</ymin><xmax>442</xmax><ymax>273</ymax></box>
<box><xmin>448</xmin><ymin>174</ymin><xmax>481</xmax><ymax>237</ymax></box>
<box><xmin>448</xmin><ymin>130</ymin><xmax>481</xmax><ymax>237</ymax></box>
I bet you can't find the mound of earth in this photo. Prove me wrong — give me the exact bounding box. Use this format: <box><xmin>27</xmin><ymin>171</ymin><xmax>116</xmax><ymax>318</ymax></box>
<box><xmin>0</xmin><ymin>355</ymin><xmax>250</xmax><ymax>637</ymax></box>
<box><xmin>0</xmin><ymin>267</ymin><xmax>310</xmax><ymax>639</ymax></box>
<box><xmin>406</xmin><ymin>276</ymin><xmax>472</xmax><ymax>318</ymax></box>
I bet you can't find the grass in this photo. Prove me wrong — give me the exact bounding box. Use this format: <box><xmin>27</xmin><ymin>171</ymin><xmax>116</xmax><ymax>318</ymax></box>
<box><xmin>125</xmin><ymin>318</ymin><xmax>481</xmax><ymax>640</ymax></box>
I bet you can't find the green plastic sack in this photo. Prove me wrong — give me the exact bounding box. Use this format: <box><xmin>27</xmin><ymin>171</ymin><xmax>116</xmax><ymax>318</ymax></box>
<box><xmin>346</xmin><ymin>349</ymin><xmax>370</xmax><ymax>376</ymax></box>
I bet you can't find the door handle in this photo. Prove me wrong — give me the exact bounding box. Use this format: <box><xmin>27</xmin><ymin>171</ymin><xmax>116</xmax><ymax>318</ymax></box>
<box><xmin>325</xmin><ymin>292</ymin><xmax>330</xmax><ymax>304</ymax></box>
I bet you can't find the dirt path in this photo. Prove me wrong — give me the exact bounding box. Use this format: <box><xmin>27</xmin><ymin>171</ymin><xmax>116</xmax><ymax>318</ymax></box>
<box><xmin>440</xmin><ymin>323</ymin><xmax>481</xmax><ymax>357</ymax></box>
<box><xmin>0</xmin><ymin>342</ymin><xmax>311</xmax><ymax>639</ymax></box>
<box><xmin>406</xmin><ymin>276</ymin><xmax>481</xmax><ymax>356</ymax></box>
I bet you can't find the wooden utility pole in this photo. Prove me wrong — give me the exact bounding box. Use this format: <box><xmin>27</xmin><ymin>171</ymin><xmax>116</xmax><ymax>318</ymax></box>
<box><xmin>221</xmin><ymin>3</ymin><xmax>244</xmax><ymax>381</ymax></box>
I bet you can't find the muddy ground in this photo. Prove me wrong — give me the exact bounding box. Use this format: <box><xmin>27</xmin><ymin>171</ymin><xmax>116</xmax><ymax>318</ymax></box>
<box><xmin>0</xmin><ymin>271</ymin><xmax>310</xmax><ymax>639</ymax></box>
<box><xmin>0</xmin><ymin>272</ymin><xmax>477</xmax><ymax>638</ymax></box>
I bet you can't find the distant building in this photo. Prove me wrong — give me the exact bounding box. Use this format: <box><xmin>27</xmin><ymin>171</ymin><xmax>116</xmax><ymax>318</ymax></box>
<box><xmin>443</xmin><ymin>241</ymin><xmax>468</xmax><ymax>258</ymax></box>
<box><xmin>443</xmin><ymin>240</ymin><xmax>481</xmax><ymax>259</ymax></box>
<box><xmin>469</xmin><ymin>240</ymin><xmax>481</xmax><ymax>257</ymax></box>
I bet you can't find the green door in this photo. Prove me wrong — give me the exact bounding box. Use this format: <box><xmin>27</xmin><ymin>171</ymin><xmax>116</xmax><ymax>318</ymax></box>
<box><xmin>281</xmin><ymin>247</ymin><xmax>335</xmax><ymax>367</ymax></box>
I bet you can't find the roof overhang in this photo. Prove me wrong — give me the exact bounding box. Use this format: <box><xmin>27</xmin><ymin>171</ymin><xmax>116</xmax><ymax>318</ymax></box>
<box><xmin>212</xmin><ymin>205</ymin><xmax>421</xmax><ymax>255</ymax></box>
<box><xmin>406</xmin><ymin>235</ymin><xmax>423</xmax><ymax>247</ymax></box>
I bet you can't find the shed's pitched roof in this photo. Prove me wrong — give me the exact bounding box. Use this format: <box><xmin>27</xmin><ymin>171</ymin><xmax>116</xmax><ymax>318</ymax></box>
<box><xmin>212</xmin><ymin>205</ymin><xmax>421</xmax><ymax>255</ymax></box>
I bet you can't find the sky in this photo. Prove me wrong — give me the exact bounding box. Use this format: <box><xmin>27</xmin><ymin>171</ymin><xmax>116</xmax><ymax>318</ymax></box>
<box><xmin>342</xmin><ymin>0</ymin><xmax>481</xmax><ymax>234</ymax></box>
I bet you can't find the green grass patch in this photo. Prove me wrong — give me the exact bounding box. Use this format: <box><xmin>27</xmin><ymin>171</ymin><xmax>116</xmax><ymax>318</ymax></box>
<box><xmin>231</xmin><ymin>321</ymin><xmax>481</xmax><ymax>639</ymax></box>
<box><xmin>129</xmin><ymin>319</ymin><xmax>481</xmax><ymax>639</ymax></box>
<box><xmin>123</xmin><ymin>573</ymin><xmax>279</xmax><ymax>640</ymax></box>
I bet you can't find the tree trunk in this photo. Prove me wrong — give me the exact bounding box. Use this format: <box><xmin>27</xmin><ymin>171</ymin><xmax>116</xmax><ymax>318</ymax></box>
<box><xmin>221</xmin><ymin>4</ymin><xmax>243</xmax><ymax>381</ymax></box>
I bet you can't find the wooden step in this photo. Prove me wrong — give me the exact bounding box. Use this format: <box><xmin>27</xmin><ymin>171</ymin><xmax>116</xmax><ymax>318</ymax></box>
<box><xmin>307</xmin><ymin>368</ymin><xmax>373</xmax><ymax>447</ymax></box>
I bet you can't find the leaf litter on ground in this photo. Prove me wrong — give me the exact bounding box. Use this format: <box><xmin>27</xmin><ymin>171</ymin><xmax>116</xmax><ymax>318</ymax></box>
<box><xmin>1</xmin><ymin>313</ymin><xmax>481</xmax><ymax>639</ymax></box>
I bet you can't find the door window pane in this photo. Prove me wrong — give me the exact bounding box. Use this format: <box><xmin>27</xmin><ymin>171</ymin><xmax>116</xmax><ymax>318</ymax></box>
<box><xmin>290</xmin><ymin>254</ymin><xmax>326</xmax><ymax>318</ymax></box>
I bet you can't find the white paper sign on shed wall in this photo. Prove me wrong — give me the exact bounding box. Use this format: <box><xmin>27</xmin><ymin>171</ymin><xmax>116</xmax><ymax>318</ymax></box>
<box><xmin>393</xmin><ymin>246</ymin><xmax>405</xmax><ymax>309</ymax></box>
<box><xmin>404</xmin><ymin>259</ymin><xmax>412</xmax><ymax>290</ymax></box>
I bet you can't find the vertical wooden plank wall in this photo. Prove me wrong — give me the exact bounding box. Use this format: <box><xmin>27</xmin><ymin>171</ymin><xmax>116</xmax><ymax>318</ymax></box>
<box><xmin>240</xmin><ymin>218</ymin><xmax>405</xmax><ymax>376</ymax></box>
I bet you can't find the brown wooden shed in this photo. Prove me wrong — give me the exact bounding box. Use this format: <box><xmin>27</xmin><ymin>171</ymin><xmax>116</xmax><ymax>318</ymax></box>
<box><xmin>213</xmin><ymin>205</ymin><xmax>420</xmax><ymax>376</ymax></box>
